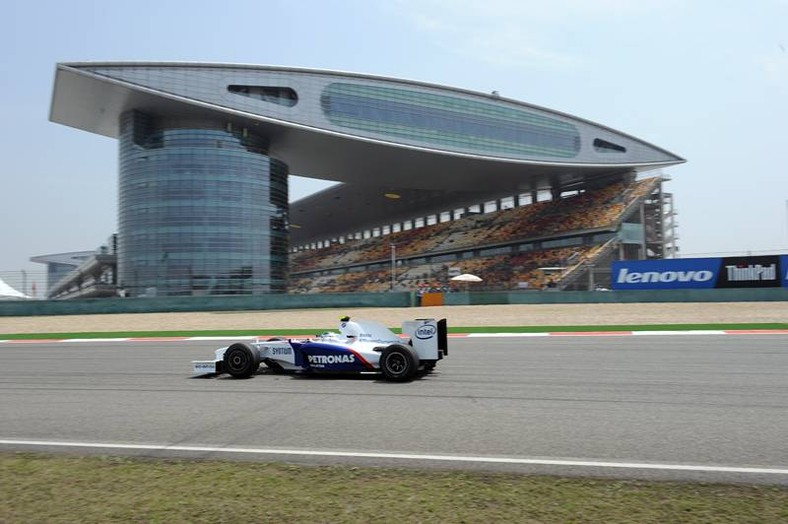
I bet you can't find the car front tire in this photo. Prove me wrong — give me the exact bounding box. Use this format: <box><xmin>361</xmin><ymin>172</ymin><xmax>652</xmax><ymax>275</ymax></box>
<box><xmin>223</xmin><ymin>343</ymin><xmax>260</xmax><ymax>378</ymax></box>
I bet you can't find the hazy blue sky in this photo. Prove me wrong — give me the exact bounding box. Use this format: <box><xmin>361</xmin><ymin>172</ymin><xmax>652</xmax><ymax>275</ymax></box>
<box><xmin>2</xmin><ymin>0</ymin><xmax>787</xmax><ymax>278</ymax></box>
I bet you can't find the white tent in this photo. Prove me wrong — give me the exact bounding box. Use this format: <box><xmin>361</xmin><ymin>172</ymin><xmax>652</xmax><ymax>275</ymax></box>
<box><xmin>0</xmin><ymin>278</ymin><xmax>30</xmax><ymax>300</ymax></box>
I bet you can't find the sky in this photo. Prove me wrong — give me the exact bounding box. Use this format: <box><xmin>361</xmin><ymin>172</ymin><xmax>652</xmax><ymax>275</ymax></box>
<box><xmin>1</xmin><ymin>0</ymin><xmax>787</xmax><ymax>282</ymax></box>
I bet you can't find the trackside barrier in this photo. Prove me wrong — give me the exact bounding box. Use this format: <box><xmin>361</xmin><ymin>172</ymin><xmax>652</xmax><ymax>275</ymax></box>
<box><xmin>0</xmin><ymin>288</ymin><xmax>785</xmax><ymax>317</ymax></box>
<box><xmin>441</xmin><ymin>288</ymin><xmax>788</xmax><ymax>305</ymax></box>
<box><xmin>419</xmin><ymin>292</ymin><xmax>444</xmax><ymax>306</ymax></box>
<box><xmin>0</xmin><ymin>292</ymin><xmax>416</xmax><ymax>317</ymax></box>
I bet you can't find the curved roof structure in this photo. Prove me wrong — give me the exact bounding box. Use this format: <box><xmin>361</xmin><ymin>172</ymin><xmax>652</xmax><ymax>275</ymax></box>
<box><xmin>51</xmin><ymin>62</ymin><xmax>684</xmax><ymax>244</ymax></box>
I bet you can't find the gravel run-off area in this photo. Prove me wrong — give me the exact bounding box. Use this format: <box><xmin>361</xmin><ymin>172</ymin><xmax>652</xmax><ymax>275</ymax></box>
<box><xmin>1</xmin><ymin>302</ymin><xmax>786</xmax><ymax>334</ymax></box>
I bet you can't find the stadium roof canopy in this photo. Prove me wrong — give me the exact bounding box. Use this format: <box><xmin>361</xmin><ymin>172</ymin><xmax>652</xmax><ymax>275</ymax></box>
<box><xmin>51</xmin><ymin>62</ymin><xmax>684</xmax><ymax>245</ymax></box>
<box><xmin>29</xmin><ymin>251</ymin><xmax>95</xmax><ymax>266</ymax></box>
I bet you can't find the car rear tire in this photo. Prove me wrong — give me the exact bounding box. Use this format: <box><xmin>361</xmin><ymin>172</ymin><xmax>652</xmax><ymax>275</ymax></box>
<box><xmin>224</xmin><ymin>343</ymin><xmax>260</xmax><ymax>378</ymax></box>
<box><xmin>379</xmin><ymin>344</ymin><xmax>418</xmax><ymax>382</ymax></box>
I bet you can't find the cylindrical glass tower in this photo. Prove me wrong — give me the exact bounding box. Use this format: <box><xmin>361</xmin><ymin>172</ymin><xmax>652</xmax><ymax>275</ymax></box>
<box><xmin>118</xmin><ymin>111</ymin><xmax>288</xmax><ymax>296</ymax></box>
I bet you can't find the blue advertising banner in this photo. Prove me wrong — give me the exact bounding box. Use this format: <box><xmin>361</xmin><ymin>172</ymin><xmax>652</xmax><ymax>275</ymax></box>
<box><xmin>782</xmin><ymin>255</ymin><xmax>788</xmax><ymax>288</ymax></box>
<box><xmin>612</xmin><ymin>258</ymin><xmax>720</xmax><ymax>290</ymax></box>
<box><xmin>612</xmin><ymin>256</ymin><xmax>787</xmax><ymax>290</ymax></box>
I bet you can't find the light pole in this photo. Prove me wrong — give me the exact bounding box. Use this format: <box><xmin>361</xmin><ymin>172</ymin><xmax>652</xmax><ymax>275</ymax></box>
<box><xmin>586</xmin><ymin>262</ymin><xmax>595</xmax><ymax>291</ymax></box>
<box><xmin>21</xmin><ymin>270</ymin><xmax>27</xmax><ymax>297</ymax></box>
<box><xmin>390</xmin><ymin>244</ymin><xmax>396</xmax><ymax>291</ymax></box>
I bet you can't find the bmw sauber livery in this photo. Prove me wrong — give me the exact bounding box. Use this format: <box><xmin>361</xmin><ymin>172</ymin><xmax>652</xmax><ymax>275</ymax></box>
<box><xmin>192</xmin><ymin>317</ymin><xmax>448</xmax><ymax>382</ymax></box>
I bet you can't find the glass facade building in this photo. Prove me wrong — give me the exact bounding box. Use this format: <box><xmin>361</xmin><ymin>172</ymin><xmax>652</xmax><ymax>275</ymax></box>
<box><xmin>118</xmin><ymin>111</ymin><xmax>288</xmax><ymax>296</ymax></box>
<box><xmin>50</xmin><ymin>63</ymin><xmax>684</xmax><ymax>297</ymax></box>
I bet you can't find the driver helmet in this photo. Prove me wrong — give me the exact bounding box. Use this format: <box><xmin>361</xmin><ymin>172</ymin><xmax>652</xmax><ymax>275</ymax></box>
<box><xmin>339</xmin><ymin>316</ymin><xmax>362</xmax><ymax>339</ymax></box>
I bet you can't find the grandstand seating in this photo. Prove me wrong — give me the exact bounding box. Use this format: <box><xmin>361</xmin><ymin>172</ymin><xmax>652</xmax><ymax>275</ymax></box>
<box><xmin>289</xmin><ymin>177</ymin><xmax>662</xmax><ymax>293</ymax></box>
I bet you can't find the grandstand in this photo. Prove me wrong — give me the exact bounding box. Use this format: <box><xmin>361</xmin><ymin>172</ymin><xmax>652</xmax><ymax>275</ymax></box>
<box><xmin>290</xmin><ymin>174</ymin><xmax>676</xmax><ymax>293</ymax></box>
<box><xmin>31</xmin><ymin>173</ymin><xmax>675</xmax><ymax>298</ymax></box>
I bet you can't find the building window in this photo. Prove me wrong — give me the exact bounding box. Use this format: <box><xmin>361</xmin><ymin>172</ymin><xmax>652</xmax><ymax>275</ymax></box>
<box><xmin>228</xmin><ymin>85</ymin><xmax>298</xmax><ymax>107</ymax></box>
<box><xmin>593</xmin><ymin>138</ymin><xmax>626</xmax><ymax>153</ymax></box>
<box><xmin>320</xmin><ymin>83</ymin><xmax>580</xmax><ymax>158</ymax></box>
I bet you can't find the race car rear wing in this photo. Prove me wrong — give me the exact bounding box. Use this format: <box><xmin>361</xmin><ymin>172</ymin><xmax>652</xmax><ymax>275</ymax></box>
<box><xmin>401</xmin><ymin>318</ymin><xmax>448</xmax><ymax>361</ymax></box>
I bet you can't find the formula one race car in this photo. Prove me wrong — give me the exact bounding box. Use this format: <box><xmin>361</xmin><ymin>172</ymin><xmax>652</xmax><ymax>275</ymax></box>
<box><xmin>192</xmin><ymin>317</ymin><xmax>447</xmax><ymax>382</ymax></box>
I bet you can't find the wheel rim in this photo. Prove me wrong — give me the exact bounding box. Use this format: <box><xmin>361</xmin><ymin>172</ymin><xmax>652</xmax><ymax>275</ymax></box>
<box><xmin>387</xmin><ymin>353</ymin><xmax>408</xmax><ymax>375</ymax></box>
<box><xmin>229</xmin><ymin>350</ymin><xmax>249</xmax><ymax>371</ymax></box>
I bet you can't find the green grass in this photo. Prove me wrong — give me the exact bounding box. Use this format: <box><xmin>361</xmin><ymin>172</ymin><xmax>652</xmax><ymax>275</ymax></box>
<box><xmin>0</xmin><ymin>323</ymin><xmax>785</xmax><ymax>340</ymax></box>
<box><xmin>2</xmin><ymin>453</ymin><xmax>786</xmax><ymax>523</ymax></box>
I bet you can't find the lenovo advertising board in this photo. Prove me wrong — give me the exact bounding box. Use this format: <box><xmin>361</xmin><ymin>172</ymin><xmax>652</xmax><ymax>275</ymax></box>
<box><xmin>612</xmin><ymin>255</ymin><xmax>787</xmax><ymax>290</ymax></box>
<box><xmin>783</xmin><ymin>255</ymin><xmax>788</xmax><ymax>288</ymax></box>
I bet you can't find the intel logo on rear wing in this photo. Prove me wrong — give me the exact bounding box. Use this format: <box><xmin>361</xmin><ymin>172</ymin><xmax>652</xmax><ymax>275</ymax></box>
<box><xmin>415</xmin><ymin>325</ymin><xmax>437</xmax><ymax>339</ymax></box>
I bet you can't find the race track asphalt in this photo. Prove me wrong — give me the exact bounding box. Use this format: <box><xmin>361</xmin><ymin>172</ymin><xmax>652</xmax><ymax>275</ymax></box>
<box><xmin>1</xmin><ymin>335</ymin><xmax>787</xmax><ymax>484</ymax></box>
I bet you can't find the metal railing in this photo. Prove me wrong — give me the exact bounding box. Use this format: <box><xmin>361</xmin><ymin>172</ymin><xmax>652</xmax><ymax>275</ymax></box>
<box><xmin>0</xmin><ymin>271</ymin><xmax>47</xmax><ymax>299</ymax></box>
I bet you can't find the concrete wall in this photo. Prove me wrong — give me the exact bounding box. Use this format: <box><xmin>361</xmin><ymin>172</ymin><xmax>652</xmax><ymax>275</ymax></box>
<box><xmin>1</xmin><ymin>288</ymin><xmax>785</xmax><ymax>317</ymax></box>
<box><xmin>0</xmin><ymin>292</ymin><xmax>416</xmax><ymax>317</ymax></box>
<box><xmin>442</xmin><ymin>288</ymin><xmax>788</xmax><ymax>305</ymax></box>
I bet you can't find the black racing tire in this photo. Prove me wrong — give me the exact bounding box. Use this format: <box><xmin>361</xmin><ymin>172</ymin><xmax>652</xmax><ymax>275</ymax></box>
<box><xmin>379</xmin><ymin>344</ymin><xmax>418</xmax><ymax>382</ymax></box>
<box><xmin>223</xmin><ymin>343</ymin><xmax>260</xmax><ymax>379</ymax></box>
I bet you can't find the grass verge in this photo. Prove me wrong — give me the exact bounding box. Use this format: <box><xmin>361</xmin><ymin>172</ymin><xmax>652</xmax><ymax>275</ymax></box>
<box><xmin>2</xmin><ymin>453</ymin><xmax>787</xmax><ymax>523</ymax></box>
<box><xmin>1</xmin><ymin>323</ymin><xmax>786</xmax><ymax>340</ymax></box>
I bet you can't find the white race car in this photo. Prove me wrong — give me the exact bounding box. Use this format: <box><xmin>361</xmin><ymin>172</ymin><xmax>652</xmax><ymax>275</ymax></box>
<box><xmin>192</xmin><ymin>317</ymin><xmax>447</xmax><ymax>382</ymax></box>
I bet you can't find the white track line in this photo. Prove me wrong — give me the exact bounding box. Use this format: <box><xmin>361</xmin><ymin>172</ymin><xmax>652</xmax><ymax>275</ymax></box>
<box><xmin>1</xmin><ymin>439</ymin><xmax>786</xmax><ymax>476</ymax></box>
<box><xmin>1</xmin><ymin>330</ymin><xmax>786</xmax><ymax>344</ymax></box>
<box><xmin>466</xmin><ymin>330</ymin><xmax>727</xmax><ymax>337</ymax></box>
<box><xmin>633</xmin><ymin>330</ymin><xmax>727</xmax><ymax>336</ymax></box>
<box><xmin>63</xmin><ymin>338</ymin><xmax>131</xmax><ymax>343</ymax></box>
<box><xmin>184</xmin><ymin>336</ymin><xmax>257</xmax><ymax>341</ymax></box>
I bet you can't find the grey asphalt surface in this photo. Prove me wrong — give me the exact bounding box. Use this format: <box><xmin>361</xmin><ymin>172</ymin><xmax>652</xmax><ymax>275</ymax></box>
<box><xmin>1</xmin><ymin>335</ymin><xmax>787</xmax><ymax>484</ymax></box>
